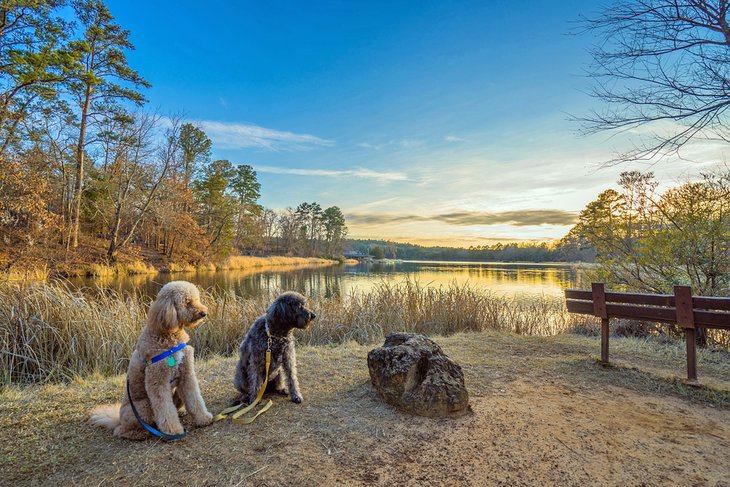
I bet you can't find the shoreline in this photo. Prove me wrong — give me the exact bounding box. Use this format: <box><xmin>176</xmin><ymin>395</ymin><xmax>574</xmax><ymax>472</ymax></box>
<box><xmin>1</xmin><ymin>256</ymin><xmax>593</xmax><ymax>282</ymax></box>
<box><xmin>2</xmin><ymin>255</ymin><xmax>341</xmax><ymax>281</ymax></box>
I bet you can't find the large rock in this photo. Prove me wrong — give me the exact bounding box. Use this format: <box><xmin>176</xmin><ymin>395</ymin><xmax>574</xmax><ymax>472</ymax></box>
<box><xmin>367</xmin><ymin>332</ymin><xmax>470</xmax><ymax>417</ymax></box>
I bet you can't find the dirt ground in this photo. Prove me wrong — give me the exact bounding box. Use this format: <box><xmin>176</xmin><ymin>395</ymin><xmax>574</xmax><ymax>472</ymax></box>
<box><xmin>1</xmin><ymin>331</ymin><xmax>729</xmax><ymax>486</ymax></box>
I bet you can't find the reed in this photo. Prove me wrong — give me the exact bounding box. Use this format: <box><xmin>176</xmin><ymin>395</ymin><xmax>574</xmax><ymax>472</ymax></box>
<box><xmin>215</xmin><ymin>255</ymin><xmax>335</xmax><ymax>271</ymax></box>
<box><xmin>0</xmin><ymin>279</ymin><xmax>593</xmax><ymax>385</ymax></box>
<box><xmin>0</xmin><ymin>265</ymin><xmax>50</xmax><ymax>282</ymax></box>
<box><xmin>54</xmin><ymin>261</ymin><xmax>158</xmax><ymax>278</ymax></box>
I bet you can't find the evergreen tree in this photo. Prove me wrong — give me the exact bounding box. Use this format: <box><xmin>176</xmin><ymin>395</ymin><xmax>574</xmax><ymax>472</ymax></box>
<box><xmin>67</xmin><ymin>0</ymin><xmax>149</xmax><ymax>249</ymax></box>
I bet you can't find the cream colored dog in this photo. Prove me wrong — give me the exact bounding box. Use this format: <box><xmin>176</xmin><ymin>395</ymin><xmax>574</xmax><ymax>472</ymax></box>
<box><xmin>90</xmin><ymin>281</ymin><xmax>213</xmax><ymax>440</ymax></box>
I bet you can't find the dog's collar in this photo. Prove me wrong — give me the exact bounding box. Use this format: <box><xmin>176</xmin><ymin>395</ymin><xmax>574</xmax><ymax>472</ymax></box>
<box><xmin>146</xmin><ymin>342</ymin><xmax>187</xmax><ymax>367</ymax></box>
<box><xmin>264</xmin><ymin>321</ymin><xmax>289</xmax><ymax>340</ymax></box>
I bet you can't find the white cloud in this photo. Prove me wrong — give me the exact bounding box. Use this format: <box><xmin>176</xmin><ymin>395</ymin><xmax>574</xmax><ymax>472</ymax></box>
<box><xmin>196</xmin><ymin>120</ymin><xmax>333</xmax><ymax>151</ymax></box>
<box><xmin>398</xmin><ymin>138</ymin><xmax>424</xmax><ymax>149</ymax></box>
<box><xmin>255</xmin><ymin>165</ymin><xmax>408</xmax><ymax>182</ymax></box>
<box><xmin>445</xmin><ymin>135</ymin><xmax>465</xmax><ymax>142</ymax></box>
<box><xmin>357</xmin><ymin>142</ymin><xmax>381</xmax><ymax>149</ymax></box>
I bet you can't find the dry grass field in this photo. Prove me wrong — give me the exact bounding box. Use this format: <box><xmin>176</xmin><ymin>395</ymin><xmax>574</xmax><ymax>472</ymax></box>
<box><xmin>0</xmin><ymin>280</ymin><xmax>587</xmax><ymax>385</ymax></box>
<box><xmin>1</xmin><ymin>331</ymin><xmax>728</xmax><ymax>486</ymax></box>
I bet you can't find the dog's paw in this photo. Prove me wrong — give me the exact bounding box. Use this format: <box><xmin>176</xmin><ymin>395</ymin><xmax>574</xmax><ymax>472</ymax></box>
<box><xmin>276</xmin><ymin>388</ymin><xmax>289</xmax><ymax>396</ymax></box>
<box><xmin>163</xmin><ymin>421</ymin><xmax>185</xmax><ymax>436</ymax></box>
<box><xmin>291</xmin><ymin>394</ymin><xmax>303</xmax><ymax>404</ymax></box>
<box><xmin>194</xmin><ymin>411</ymin><xmax>213</xmax><ymax>427</ymax></box>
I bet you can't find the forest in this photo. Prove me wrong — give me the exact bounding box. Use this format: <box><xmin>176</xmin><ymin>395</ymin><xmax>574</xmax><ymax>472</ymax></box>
<box><xmin>0</xmin><ymin>1</ymin><xmax>348</xmax><ymax>275</ymax></box>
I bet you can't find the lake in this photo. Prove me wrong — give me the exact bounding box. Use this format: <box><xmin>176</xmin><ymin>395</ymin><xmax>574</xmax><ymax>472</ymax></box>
<box><xmin>66</xmin><ymin>260</ymin><xmax>589</xmax><ymax>301</ymax></box>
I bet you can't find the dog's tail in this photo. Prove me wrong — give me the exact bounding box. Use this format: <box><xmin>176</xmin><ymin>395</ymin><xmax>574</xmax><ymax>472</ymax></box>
<box><xmin>89</xmin><ymin>404</ymin><xmax>121</xmax><ymax>430</ymax></box>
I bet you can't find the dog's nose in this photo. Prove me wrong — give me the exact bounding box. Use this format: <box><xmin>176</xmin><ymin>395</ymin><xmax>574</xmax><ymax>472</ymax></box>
<box><xmin>199</xmin><ymin>311</ymin><xmax>207</xmax><ymax>317</ymax></box>
<box><xmin>310</xmin><ymin>312</ymin><xmax>316</xmax><ymax>320</ymax></box>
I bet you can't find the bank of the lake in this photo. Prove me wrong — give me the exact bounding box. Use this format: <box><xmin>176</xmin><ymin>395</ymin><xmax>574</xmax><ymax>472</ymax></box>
<box><xmin>2</xmin><ymin>254</ymin><xmax>340</xmax><ymax>281</ymax></box>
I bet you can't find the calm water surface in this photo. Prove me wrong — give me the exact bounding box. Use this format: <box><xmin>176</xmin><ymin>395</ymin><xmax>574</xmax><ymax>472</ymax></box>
<box><xmin>67</xmin><ymin>260</ymin><xmax>589</xmax><ymax>301</ymax></box>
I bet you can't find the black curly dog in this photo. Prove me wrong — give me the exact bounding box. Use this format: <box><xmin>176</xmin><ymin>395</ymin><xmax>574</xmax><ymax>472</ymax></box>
<box><xmin>232</xmin><ymin>291</ymin><xmax>316</xmax><ymax>406</ymax></box>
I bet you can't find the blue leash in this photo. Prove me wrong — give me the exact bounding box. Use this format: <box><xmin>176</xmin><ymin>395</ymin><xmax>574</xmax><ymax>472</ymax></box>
<box><xmin>127</xmin><ymin>343</ymin><xmax>189</xmax><ymax>441</ymax></box>
<box><xmin>146</xmin><ymin>342</ymin><xmax>187</xmax><ymax>366</ymax></box>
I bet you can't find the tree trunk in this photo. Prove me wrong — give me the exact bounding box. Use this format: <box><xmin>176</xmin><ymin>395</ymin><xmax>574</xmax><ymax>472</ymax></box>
<box><xmin>71</xmin><ymin>84</ymin><xmax>93</xmax><ymax>250</ymax></box>
<box><xmin>107</xmin><ymin>204</ymin><xmax>123</xmax><ymax>262</ymax></box>
<box><xmin>168</xmin><ymin>235</ymin><xmax>176</xmax><ymax>259</ymax></box>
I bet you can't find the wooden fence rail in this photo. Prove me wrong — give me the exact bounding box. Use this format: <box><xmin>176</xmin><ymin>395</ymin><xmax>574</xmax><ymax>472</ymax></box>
<box><xmin>564</xmin><ymin>283</ymin><xmax>730</xmax><ymax>381</ymax></box>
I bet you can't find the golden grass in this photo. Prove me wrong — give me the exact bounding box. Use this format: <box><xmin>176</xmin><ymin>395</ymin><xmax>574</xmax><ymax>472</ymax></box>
<box><xmin>85</xmin><ymin>261</ymin><xmax>158</xmax><ymax>277</ymax></box>
<box><xmin>3</xmin><ymin>255</ymin><xmax>338</xmax><ymax>280</ymax></box>
<box><xmin>0</xmin><ymin>265</ymin><xmax>50</xmax><ymax>282</ymax></box>
<box><xmin>159</xmin><ymin>256</ymin><xmax>337</xmax><ymax>273</ymax></box>
<box><xmin>54</xmin><ymin>261</ymin><xmax>158</xmax><ymax>278</ymax></box>
<box><xmin>162</xmin><ymin>262</ymin><xmax>196</xmax><ymax>273</ymax></box>
<box><xmin>3</xmin><ymin>278</ymin><xmax>725</xmax><ymax>387</ymax></box>
<box><xmin>215</xmin><ymin>255</ymin><xmax>335</xmax><ymax>271</ymax></box>
<box><xmin>0</xmin><ymin>280</ymin><xmax>146</xmax><ymax>384</ymax></box>
<box><xmin>0</xmin><ymin>279</ymin><xmax>592</xmax><ymax>385</ymax></box>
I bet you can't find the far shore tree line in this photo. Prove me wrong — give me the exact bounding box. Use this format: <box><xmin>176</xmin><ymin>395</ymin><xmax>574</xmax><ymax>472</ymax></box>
<box><xmin>0</xmin><ymin>0</ymin><xmax>348</xmax><ymax>273</ymax></box>
<box><xmin>349</xmin><ymin>239</ymin><xmax>595</xmax><ymax>263</ymax></box>
<box><xmin>352</xmin><ymin>167</ymin><xmax>729</xmax><ymax>298</ymax></box>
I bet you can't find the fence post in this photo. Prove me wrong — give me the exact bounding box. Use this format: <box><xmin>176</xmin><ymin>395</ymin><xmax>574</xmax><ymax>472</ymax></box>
<box><xmin>674</xmin><ymin>286</ymin><xmax>697</xmax><ymax>381</ymax></box>
<box><xmin>592</xmin><ymin>283</ymin><xmax>609</xmax><ymax>364</ymax></box>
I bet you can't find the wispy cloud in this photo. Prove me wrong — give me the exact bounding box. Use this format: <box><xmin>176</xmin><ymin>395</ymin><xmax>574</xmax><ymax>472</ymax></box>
<box><xmin>445</xmin><ymin>135</ymin><xmax>465</xmax><ymax>143</ymax></box>
<box><xmin>346</xmin><ymin>209</ymin><xmax>577</xmax><ymax>227</ymax></box>
<box><xmin>357</xmin><ymin>142</ymin><xmax>383</xmax><ymax>150</ymax></box>
<box><xmin>358</xmin><ymin>196</ymin><xmax>402</xmax><ymax>208</ymax></box>
<box><xmin>348</xmin><ymin>234</ymin><xmax>548</xmax><ymax>247</ymax></box>
<box><xmin>196</xmin><ymin>120</ymin><xmax>333</xmax><ymax>151</ymax></box>
<box><xmin>255</xmin><ymin>165</ymin><xmax>408</xmax><ymax>182</ymax></box>
<box><xmin>398</xmin><ymin>138</ymin><xmax>424</xmax><ymax>149</ymax></box>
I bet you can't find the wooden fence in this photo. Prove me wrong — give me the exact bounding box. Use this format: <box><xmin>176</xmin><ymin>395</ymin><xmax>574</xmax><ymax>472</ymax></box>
<box><xmin>565</xmin><ymin>283</ymin><xmax>730</xmax><ymax>381</ymax></box>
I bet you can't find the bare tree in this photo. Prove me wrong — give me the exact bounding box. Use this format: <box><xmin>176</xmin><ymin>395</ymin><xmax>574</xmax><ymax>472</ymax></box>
<box><xmin>277</xmin><ymin>207</ymin><xmax>300</xmax><ymax>255</ymax></box>
<box><xmin>578</xmin><ymin>0</ymin><xmax>730</xmax><ymax>163</ymax></box>
<box><xmin>105</xmin><ymin>113</ymin><xmax>179</xmax><ymax>261</ymax></box>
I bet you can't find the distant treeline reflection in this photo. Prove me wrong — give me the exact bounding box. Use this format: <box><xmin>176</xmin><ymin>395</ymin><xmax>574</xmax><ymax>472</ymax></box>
<box><xmin>69</xmin><ymin>260</ymin><xmax>585</xmax><ymax>302</ymax></box>
<box><xmin>348</xmin><ymin>239</ymin><xmax>595</xmax><ymax>263</ymax></box>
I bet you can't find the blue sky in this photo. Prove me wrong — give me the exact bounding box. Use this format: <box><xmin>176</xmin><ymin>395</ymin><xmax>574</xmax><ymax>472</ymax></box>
<box><xmin>107</xmin><ymin>0</ymin><xmax>728</xmax><ymax>246</ymax></box>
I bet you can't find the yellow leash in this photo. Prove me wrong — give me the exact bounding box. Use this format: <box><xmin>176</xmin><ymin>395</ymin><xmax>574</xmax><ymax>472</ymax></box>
<box><xmin>214</xmin><ymin>329</ymin><xmax>273</xmax><ymax>424</ymax></box>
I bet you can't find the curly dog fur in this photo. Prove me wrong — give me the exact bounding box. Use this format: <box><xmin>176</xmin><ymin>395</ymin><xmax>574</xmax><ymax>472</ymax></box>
<box><xmin>232</xmin><ymin>291</ymin><xmax>316</xmax><ymax>406</ymax></box>
<box><xmin>89</xmin><ymin>281</ymin><xmax>213</xmax><ymax>440</ymax></box>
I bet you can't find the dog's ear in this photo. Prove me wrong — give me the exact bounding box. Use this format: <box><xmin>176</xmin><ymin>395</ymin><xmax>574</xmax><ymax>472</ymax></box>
<box><xmin>147</xmin><ymin>292</ymin><xmax>180</xmax><ymax>332</ymax></box>
<box><xmin>267</xmin><ymin>298</ymin><xmax>289</xmax><ymax>328</ymax></box>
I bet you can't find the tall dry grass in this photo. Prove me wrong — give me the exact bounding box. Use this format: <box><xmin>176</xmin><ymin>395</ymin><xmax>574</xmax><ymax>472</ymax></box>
<box><xmin>154</xmin><ymin>256</ymin><xmax>337</xmax><ymax>273</ymax></box>
<box><xmin>215</xmin><ymin>255</ymin><xmax>335</xmax><ymax>271</ymax></box>
<box><xmin>0</xmin><ymin>279</ymin><xmax>591</xmax><ymax>385</ymax></box>
<box><xmin>0</xmin><ymin>266</ymin><xmax>50</xmax><ymax>282</ymax></box>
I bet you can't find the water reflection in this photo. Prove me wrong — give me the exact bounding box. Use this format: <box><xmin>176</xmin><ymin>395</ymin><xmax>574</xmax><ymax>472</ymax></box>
<box><xmin>66</xmin><ymin>261</ymin><xmax>588</xmax><ymax>301</ymax></box>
